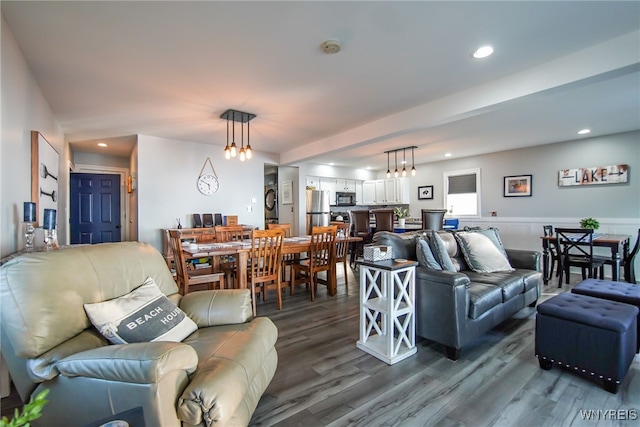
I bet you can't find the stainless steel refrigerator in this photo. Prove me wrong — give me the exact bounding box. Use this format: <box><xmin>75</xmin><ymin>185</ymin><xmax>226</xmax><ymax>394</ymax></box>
<box><xmin>306</xmin><ymin>189</ymin><xmax>330</xmax><ymax>234</ymax></box>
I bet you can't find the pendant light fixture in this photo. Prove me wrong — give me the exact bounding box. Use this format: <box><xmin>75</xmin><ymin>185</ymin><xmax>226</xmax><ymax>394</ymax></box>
<box><xmin>239</xmin><ymin>121</ymin><xmax>246</xmax><ymax>161</ymax></box>
<box><xmin>386</xmin><ymin>152</ymin><xmax>391</xmax><ymax>178</ymax></box>
<box><xmin>401</xmin><ymin>148</ymin><xmax>407</xmax><ymax>177</ymax></box>
<box><xmin>224</xmin><ymin>116</ymin><xmax>231</xmax><ymax>159</ymax></box>
<box><xmin>384</xmin><ymin>146</ymin><xmax>418</xmax><ymax>177</ymax></box>
<box><xmin>220</xmin><ymin>109</ymin><xmax>256</xmax><ymax>161</ymax></box>
<box><xmin>394</xmin><ymin>151</ymin><xmax>399</xmax><ymax>178</ymax></box>
<box><xmin>411</xmin><ymin>146</ymin><xmax>416</xmax><ymax>176</ymax></box>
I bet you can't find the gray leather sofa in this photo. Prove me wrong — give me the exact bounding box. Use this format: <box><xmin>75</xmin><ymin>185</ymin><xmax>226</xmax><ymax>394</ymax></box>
<box><xmin>373</xmin><ymin>230</ymin><xmax>542</xmax><ymax>360</ymax></box>
<box><xmin>0</xmin><ymin>242</ymin><xmax>277</xmax><ymax>426</ymax></box>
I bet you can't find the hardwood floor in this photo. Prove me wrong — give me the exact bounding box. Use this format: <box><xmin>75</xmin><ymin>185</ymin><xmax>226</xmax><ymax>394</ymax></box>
<box><xmin>249</xmin><ymin>268</ymin><xmax>640</xmax><ymax>427</ymax></box>
<box><xmin>2</xmin><ymin>268</ymin><xmax>638</xmax><ymax>426</ymax></box>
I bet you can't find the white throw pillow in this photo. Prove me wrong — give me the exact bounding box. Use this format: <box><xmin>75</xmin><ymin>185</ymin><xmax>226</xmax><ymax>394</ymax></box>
<box><xmin>454</xmin><ymin>232</ymin><xmax>514</xmax><ymax>273</ymax></box>
<box><xmin>84</xmin><ymin>277</ymin><xmax>197</xmax><ymax>345</ymax></box>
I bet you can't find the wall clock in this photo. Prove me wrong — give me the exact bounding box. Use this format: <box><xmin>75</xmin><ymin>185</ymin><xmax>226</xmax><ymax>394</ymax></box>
<box><xmin>197</xmin><ymin>157</ymin><xmax>220</xmax><ymax>195</ymax></box>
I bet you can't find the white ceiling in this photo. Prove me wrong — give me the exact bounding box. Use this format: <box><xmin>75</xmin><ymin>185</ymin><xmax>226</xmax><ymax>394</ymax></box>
<box><xmin>3</xmin><ymin>1</ymin><xmax>639</xmax><ymax>170</ymax></box>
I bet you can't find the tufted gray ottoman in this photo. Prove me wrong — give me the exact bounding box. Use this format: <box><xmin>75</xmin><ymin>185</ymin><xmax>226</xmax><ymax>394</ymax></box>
<box><xmin>535</xmin><ymin>292</ymin><xmax>638</xmax><ymax>393</ymax></box>
<box><xmin>571</xmin><ymin>278</ymin><xmax>640</xmax><ymax>352</ymax></box>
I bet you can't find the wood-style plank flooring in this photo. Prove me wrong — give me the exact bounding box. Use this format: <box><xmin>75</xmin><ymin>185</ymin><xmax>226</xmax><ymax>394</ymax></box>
<box><xmin>249</xmin><ymin>268</ymin><xmax>640</xmax><ymax>427</ymax></box>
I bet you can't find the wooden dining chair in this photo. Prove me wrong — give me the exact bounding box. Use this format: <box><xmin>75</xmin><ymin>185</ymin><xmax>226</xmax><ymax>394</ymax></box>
<box><xmin>214</xmin><ymin>225</ymin><xmax>245</xmax><ymax>287</ymax></box>
<box><xmin>334</xmin><ymin>222</ymin><xmax>352</xmax><ymax>293</ymax></box>
<box><xmin>556</xmin><ymin>228</ymin><xmax>605</xmax><ymax>287</ymax></box>
<box><xmin>542</xmin><ymin>225</ymin><xmax>560</xmax><ymax>279</ymax></box>
<box><xmin>624</xmin><ymin>228</ymin><xmax>639</xmax><ymax>283</ymax></box>
<box><xmin>266</xmin><ymin>223</ymin><xmax>296</xmax><ymax>283</ymax></box>
<box><xmin>291</xmin><ymin>225</ymin><xmax>337</xmax><ymax>301</ymax></box>
<box><xmin>168</xmin><ymin>230</ymin><xmax>225</xmax><ymax>295</ymax></box>
<box><xmin>248</xmin><ymin>228</ymin><xmax>285</xmax><ymax>316</ymax></box>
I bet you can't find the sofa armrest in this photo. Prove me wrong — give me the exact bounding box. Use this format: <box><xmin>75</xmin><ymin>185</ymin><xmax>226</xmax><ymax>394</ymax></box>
<box><xmin>416</xmin><ymin>267</ymin><xmax>470</xmax><ymax>288</ymax></box>
<box><xmin>55</xmin><ymin>342</ymin><xmax>198</xmax><ymax>384</ymax></box>
<box><xmin>506</xmin><ymin>249</ymin><xmax>541</xmax><ymax>271</ymax></box>
<box><xmin>179</xmin><ymin>289</ymin><xmax>253</xmax><ymax>327</ymax></box>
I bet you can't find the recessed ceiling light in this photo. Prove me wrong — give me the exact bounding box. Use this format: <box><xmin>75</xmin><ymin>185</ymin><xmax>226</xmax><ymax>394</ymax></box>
<box><xmin>473</xmin><ymin>45</ymin><xmax>493</xmax><ymax>59</ymax></box>
<box><xmin>578</xmin><ymin>129</ymin><xmax>591</xmax><ymax>135</ymax></box>
<box><xmin>97</xmin><ymin>142</ymin><xmax>108</xmax><ymax>147</ymax></box>
<box><xmin>444</xmin><ymin>152</ymin><xmax>452</xmax><ymax>157</ymax></box>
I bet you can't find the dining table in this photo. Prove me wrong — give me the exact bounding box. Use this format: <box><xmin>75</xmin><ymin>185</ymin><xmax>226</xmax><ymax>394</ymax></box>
<box><xmin>540</xmin><ymin>233</ymin><xmax>631</xmax><ymax>284</ymax></box>
<box><xmin>182</xmin><ymin>234</ymin><xmax>363</xmax><ymax>296</ymax></box>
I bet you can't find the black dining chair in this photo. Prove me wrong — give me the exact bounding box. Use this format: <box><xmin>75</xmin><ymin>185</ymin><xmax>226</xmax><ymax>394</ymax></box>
<box><xmin>348</xmin><ymin>210</ymin><xmax>372</xmax><ymax>268</ymax></box>
<box><xmin>372</xmin><ymin>208</ymin><xmax>395</xmax><ymax>233</ymax></box>
<box><xmin>543</xmin><ymin>225</ymin><xmax>560</xmax><ymax>280</ymax></box>
<box><xmin>590</xmin><ymin>228</ymin><xmax>640</xmax><ymax>284</ymax></box>
<box><xmin>556</xmin><ymin>228</ymin><xmax>605</xmax><ymax>287</ymax></box>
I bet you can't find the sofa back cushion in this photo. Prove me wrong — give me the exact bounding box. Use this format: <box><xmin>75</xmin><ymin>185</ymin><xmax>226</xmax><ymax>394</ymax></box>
<box><xmin>453</xmin><ymin>231</ymin><xmax>514</xmax><ymax>273</ymax></box>
<box><xmin>0</xmin><ymin>242</ymin><xmax>178</xmax><ymax>358</ymax></box>
<box><xmin>372</xmin><ymin>231</ymin><xmax>423</xmax><ymax>260</ymax></box>
<box><xmin>428</xmin><ymin>231</ymin><xmax>468</xmax><ymax>272</ymax></box>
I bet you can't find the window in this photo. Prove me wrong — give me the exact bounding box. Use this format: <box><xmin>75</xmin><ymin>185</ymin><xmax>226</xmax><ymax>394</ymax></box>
<box><xmin>444</xmin><ymin>168</ymin><xmax>481</xmax><ymax>217</ymax></box>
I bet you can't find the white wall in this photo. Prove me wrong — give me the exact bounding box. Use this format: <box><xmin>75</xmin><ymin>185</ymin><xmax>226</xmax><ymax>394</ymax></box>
<box><xmin>137</xmin><ymin>135</ymin><xmax>278</xmax><ymax>251</ymax></box>
<box><xmin>1</xmin><ymin>17</ymin><xmax>65</xmax><ymax>257</ymax></box>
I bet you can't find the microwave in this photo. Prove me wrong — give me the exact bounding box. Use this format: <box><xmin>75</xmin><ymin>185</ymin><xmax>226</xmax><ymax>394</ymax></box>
<box><xmin>336</xmin><ymin>192</ymin><xmax>356</xmax><ymax>206</ymax></box>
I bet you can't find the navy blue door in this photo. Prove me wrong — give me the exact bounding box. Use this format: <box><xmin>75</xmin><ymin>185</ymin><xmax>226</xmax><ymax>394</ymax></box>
<box><xmin>70</xmin><ymin>173</ymin><xmax>121</xmax><ymax>244</ymax></box>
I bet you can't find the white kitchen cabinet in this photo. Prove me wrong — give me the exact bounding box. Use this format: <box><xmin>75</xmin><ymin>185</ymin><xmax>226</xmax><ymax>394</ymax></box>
<box><xmin>362</xmin><ymin>178</ymin><xmax>409</xmax><ymax>204</ymax></box>
<box><xmin>337</xmin><ymin>179</ymin><xmax>356</xmax><ymax>192</ymax></box>
<box><xmin>397</xmin><ymin>178</ymin><xmax>410</xmax><ymax>203</ymax></box>
<box><xmin>363</xmin><ymin>181</ymin><xmax>376</xmax><ymax>204</ymax></box>
<box><xmin>355</xmin><ymin>181</ymin><xmax>364</xmax><ymax>205</ymax></box>
<box><xmin>320</xmin><ymin>178</ymin><xmax>337</xmax><ymax>205</ymax></box>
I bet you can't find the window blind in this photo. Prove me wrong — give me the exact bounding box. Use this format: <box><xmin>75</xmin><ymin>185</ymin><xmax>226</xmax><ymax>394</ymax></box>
<box><xmin>448</xmin><ymin>173</ymin><xmax>477</xmax><ymax>194</ymax></box>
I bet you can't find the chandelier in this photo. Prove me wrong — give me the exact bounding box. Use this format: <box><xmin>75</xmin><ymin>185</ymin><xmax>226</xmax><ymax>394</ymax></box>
<box><xmin>385</xmin><ymin>146</ymin><xmax>417</xmax><ymax>178</ymax></box>
<box><xmin>221</xmin><ymin>109</ymin><xmax>256</xmax><ymax>161</ymax></box>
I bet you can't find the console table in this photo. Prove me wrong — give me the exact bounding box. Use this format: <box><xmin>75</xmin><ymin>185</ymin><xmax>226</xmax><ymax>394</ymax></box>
<box><xmin>356</xmin><ymin>258</ymin><xmax>418</xmax><ymax>365</ymax></box>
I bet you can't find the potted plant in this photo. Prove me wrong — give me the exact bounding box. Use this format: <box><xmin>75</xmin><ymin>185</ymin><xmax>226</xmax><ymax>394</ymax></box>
<box><xmin>394</xmin><ymin>206</ymin><xmax>409</xmax><ymax>228</ymax></box>
<box><xmin>580</xmin><ymin>217</ymin><xmax>600</xmax><ymax>230</ymax></box>
<box><xmin>1</xmin><ymin>389</ymin><xmax>48</xmax><ymax>427</ymax></box>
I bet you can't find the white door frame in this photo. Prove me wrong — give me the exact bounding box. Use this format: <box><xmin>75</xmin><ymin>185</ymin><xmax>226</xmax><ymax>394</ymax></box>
<box><xmin>72</xmin><ymin>164</ymin><xmax>130</xmax><ymax>241</ymax></box>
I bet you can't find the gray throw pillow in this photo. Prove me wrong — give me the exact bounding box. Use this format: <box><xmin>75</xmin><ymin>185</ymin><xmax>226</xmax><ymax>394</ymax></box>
<box><xmin>427</xmin><ymin>231</ymin><xmax>457</xmax><ymax>272</ymax></box>
<box><xmin>454</xmin><ymin>232</ymin><xmax>514</xmax><ymax>273</ymax></box>
<box><xmin>416</xmin><ymin>238</ymin><xmax>442</xmax><ymax>270</ymax></box>
<box><xmin>84</xmin><ymin>277</ymin><xmax>197</xmax><ymax>345</ymax></box>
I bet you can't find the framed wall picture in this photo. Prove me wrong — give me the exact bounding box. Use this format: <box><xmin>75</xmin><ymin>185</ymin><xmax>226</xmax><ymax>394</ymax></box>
<box><xmin>31</xmin><ymin>131</ymin><xmax>59</xmax><ymax>226</ymax></box>
<box><xmin>281</xmin><ymin>181</ymin><xmax>293</xmax><ymax>204</ymax></box>
<box><xmin>504</xmin><ymin>174</ymin><xmax>532</xmax><ymax>197</ymax></box>
<box><xmin>418</xmin><ymin>185</ymin><xmax>434</xmax><ymax>200</ymax></box>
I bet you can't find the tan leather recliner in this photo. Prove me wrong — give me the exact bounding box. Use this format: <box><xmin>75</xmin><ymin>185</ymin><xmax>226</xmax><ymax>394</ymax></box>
<box><xmin>0</xmin><ymin>242</ymin><xmax>278</xmax><ymax>426</ymax></box>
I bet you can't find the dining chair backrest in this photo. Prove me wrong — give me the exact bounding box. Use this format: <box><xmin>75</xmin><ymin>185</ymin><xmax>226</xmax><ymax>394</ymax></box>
<box><xmin>625</xmin><ymin>228</ymin><xmax>640</xmax><ymax>283</ymax></box>
<box><xmin>249</xmin><ymin>229</ymin><xmax>285</xmax><ymax>282</ymax></box>
<box><xmin>542</xmin><ymin>225</ymin><xmax>554</xmax><ymax>237</ymax></box>
<box><xmin>349</xmin><ymin>210</ymin><xmax>370</xmax><ymax>236</ymax></box>
<box><xmin>248</xmin><ymin>228</ymin><xmax>285</xmax><ymax>316</ymax></box>
<box><xmin>334</xmin><ymin>223</ymin><xmax>351</xmax><ymax>260</ymax></box>
<box><xmin>372</xmin><ymin>209</ymin><xmax>395</xmax><ymax>232</ymax></box>
<box><xmin>168</xmin><ymin>230</ymin><xmax>189</xmax><ymax>288</ymax></box>
<box><xmin>168</xmin><ymin>230</ymin><xmax>225</xmax><ymax>294</ymax></box>
<box><xmin>309</xmin><ymin>225</ymin><xmax>338</xmax><ymax>269</ymax></box>
<box><xmin>555</xmin><ymin>227</ymin><xmax>596</xmax><ymax>260</ymax></box>
<box><xmin>214</xmin><ymin>225</ymin><xmax>244</xmax><ymax>242</ymax></box>
<box><xmin>267</xmin><ymin>223</ymin><xmax>292</xmax><ymax>237</ymax></box>
<box><xmin>421</xmin><ymin>209</ymin><xmax>447</xmax><ymax>230</ymax></box>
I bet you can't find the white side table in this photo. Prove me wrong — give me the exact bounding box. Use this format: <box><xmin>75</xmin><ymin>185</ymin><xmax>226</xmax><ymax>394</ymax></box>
<box><xmin>356</xmin><ymin>259</ymin><xmax>418</xmax><ymax>364</ymax></box>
